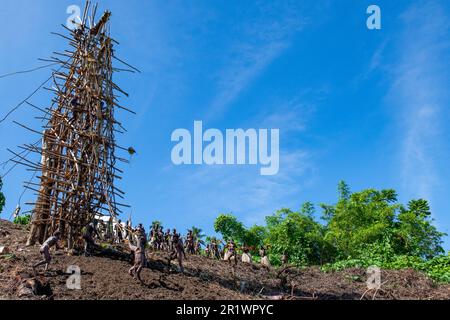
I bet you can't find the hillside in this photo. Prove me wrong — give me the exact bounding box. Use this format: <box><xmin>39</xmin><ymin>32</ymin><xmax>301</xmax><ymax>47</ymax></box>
<box><xmin>1</xmin><ymin>220</ymin><xmax>449</xmax><ymax>300</ymax></box>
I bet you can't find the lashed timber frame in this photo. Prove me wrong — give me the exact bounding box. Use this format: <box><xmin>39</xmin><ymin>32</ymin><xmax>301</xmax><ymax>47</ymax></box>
<box><xmin>22</xmin><ymin>2</ymin><xmax>134</xmax><ymax>248</ymax></box>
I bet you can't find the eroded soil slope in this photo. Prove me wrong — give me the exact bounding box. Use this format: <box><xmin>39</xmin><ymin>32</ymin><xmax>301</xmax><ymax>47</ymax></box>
<box><xmin>1</xmin><ymin>220</ymin><xmax>449</xmax><ymax>300</ymax></box>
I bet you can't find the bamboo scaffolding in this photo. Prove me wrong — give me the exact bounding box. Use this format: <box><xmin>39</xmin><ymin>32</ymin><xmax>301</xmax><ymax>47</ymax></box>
<box><xmin>20</xmin><ymin>3</ymin><xmax>133</xmax><ymax>249</ymax></box>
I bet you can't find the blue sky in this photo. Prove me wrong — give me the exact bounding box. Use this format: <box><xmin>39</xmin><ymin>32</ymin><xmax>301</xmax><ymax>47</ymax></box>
<box><xmin>0</xmin><ymin>0</ymin><xmax>449</xmax><ymax>249</ymax></box>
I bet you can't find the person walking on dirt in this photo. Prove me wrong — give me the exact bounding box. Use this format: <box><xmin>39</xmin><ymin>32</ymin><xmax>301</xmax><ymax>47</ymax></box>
<box><xmin>127</xmin><ymin>237</ymin><xmax>146</xmax><ymax>282</ymax></box>
<box><xmin>168</xmin><ymin>229</ymin><xmax>186</xmax><ymax>272</ymax></box>
<box><xmin>194</xmin><ymin>241</ymin><xmax>201</xmax><ymax>255</ymax></box>
<box><xmin>32</xmin><ymin>231</ymin><xmax>61</xmax><ymax>272</ymax></box>
<box><xmin>157</xmin><ymin>226</ymin><xmax>164</xmax><ymax>250</ymax></box>
<box><xmin>186</xmin><ymin>229</ymin><xmax>195</xmax><ymax>254</ymax></box>
<box><xmin>225</xmin><ymin>240</ymin><xmax>238</xmax><ymax>266</ymax></box>
<box><xmin>164</xmin><ymin>228</ymin><xmax>171</xmax><ymax>251</ymax></box>
<box><xmin>126</xmin><ymin>220</ymin><xmax>133</xmax><ymax>241</ymax></box>
<box><xmin>219</xmin><ymin>242</ymin><xmax>226</xmax><ymax>259</ymax></box>
<box><xmin>83</xmin><ymin>220</ymin><xmax>101</xmax><ymax>256</ymax></box>
<box><xmin>211</xmin><ymin>239</ymin><xmax>221</xmax><ymax>259</ymax></box>
<box><xmin>149</xmin><ymin>228</ymin><xmax>156</xmax><ymax>250</ymax></box>
<box><xmin>241</xmin><ymin>244</ymin><xmax>252</xmax><ymax>263</ymax></box>
<box><xmin>259</xmin><ymin>246</ymin><xmax>271</xmax><ymax>268</ymax></box>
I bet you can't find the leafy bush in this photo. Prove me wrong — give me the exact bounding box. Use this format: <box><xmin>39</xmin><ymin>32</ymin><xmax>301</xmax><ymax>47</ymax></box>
<box><xmin>264</xmin><ymin>207</ymin><xmax>332</xmax><ymax>266</ymax></box>
<box><xmin>323</xmin><ymin>182</ymin><xmax>444</xmax><ymax>260</ymax></box>
<box><xmin>214</xmin><ymin>213</ymin><xmax>265</xmax><ymax>253</ymax></box>
<box><xmin>13</xmin><ymin>214</ymin><xmax>31</xmax><ymax>225</ymax></box>
<box><xmin>212</xmin><ymin>181</ymin><xmax>449</xmax><ymax>283</ymax></box>
<box><xmin>322</xmin><ymin>253</ymin><xmax>450</xmax><ymax>283</ymax></box>
<box><xmin>419</xmin><ymin>254</ymin><xmax>450</xmax><ymax>283</ymax></box>
<box><xmin>214</xmin><ymin>214</ymin><xmax>246</xmax><ymax>242</ymax></box>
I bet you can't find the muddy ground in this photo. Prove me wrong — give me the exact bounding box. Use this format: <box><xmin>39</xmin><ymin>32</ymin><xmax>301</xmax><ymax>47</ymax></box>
<box><xmin>1</xmin><ymin>220</ymin><xmax>449</xmax><ymax>300</ymax></box>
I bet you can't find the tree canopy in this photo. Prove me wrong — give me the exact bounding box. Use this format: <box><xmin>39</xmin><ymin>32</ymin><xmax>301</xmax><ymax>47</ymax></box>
<box><xmin>213</xmin><ymin>181</ymin><xmax>446</xmax><ymax>273</ymax></box>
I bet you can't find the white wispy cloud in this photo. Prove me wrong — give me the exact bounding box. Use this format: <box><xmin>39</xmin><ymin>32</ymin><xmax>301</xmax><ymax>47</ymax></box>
<box><xmin>206</xmin><ymin>3</ymin><xmax>307</xmax><ymax>120</ymax></box>
<box><xmin>164</xmin><ymin>96</ymin><xmax>317</xmax><ymax>227</ymax></box>
<box><xmin>255</xmin><ymin>93</ymin><xmax>320</xmax><ymax>133</ymax></box>
<box><xmin>392</xmin><ymin>1</ymin><xmax>450</xmax><ymax>202</ymax></box>
<box><xmin>173</xmin><ymin>149</ymin><xmax>314</xmax><ymax>227</ymax></box>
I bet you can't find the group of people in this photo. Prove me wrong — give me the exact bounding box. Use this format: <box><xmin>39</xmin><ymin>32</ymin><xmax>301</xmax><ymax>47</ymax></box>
<box><xmin>146</xmin><ymin>225</ymin><xmax>242</xmax><ymax>267</ymax></box>
<box><xmin>32</xmin><ymin>218</ymin><xmax>273</xmax><ymax>281</ymax></box>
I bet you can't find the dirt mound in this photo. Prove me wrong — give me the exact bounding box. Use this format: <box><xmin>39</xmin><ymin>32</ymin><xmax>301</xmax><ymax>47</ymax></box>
<box><xmin>1</xmin><ymin>220</ymin><xmax>449</xmax><ymax>300</ymax></box>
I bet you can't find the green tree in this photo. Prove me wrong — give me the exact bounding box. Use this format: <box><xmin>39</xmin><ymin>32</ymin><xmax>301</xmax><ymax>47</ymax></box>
<box><xmin>151</xmin><ymin>220</ymin><xmax>162</xmax><ymax>229</ymax></box>
<box><xmin>323</xmin><ymin>182</ymin><xmax>445</xmax><ymax>262</ymax></box>
<box><xmin>213</xmin><ymin>214</ymin><xmax>266</xmax><ymax>253</ymax></box>
<box><xmin>210</xmin><ymin>182</ymin><xmax>447</xmax><ymax>280</ymax></box>
<box><xmin>300</xmin><ymin>201</ymin><xmax>315</xmax><ymax>217</ymax></box>
<box><xmin>191</xmin><ymin>226</ymin><xmax>206</xmax><ymax>245</ymax></box>
<box><xmin>265</xmin><ymin>206</ymin><xmax>331</xmax><ymax>266</ymax></box>
<box><xmin>394</xmin><ymin>199</ymin><xmax>445</xmax><ymax>258</ymax></box>
<box><xmin>243</xmin><ymin>225</ymin><xmax>266</xmax><ymax>249</ymax></box>
<box><xmin>0</xmin><ymin>177</ymin><xmax>5</xmax><ymax>215</ymax></box>
<box><xmin>324</xmin><ymin>186</ymin><xmax>400</xmax><ymax>259</ymax></box>
<box><xmin>205</xmin><ymin>235</ymin><xmax>220</xmax><ymax>244</ymax></box>
<box><xmin>14</xmin><ymin>214</ymin><xmax>31</xmax><ymax>225</ymax></box>
<box><xmin>214</xmin><ymin>213</ymin><xmax>246</xmax><ymax>242</ymax></box>
<box><xmin>337</xmin><ymin>180</ymin><xmax>351</xmax><ymax>201</ymax></box>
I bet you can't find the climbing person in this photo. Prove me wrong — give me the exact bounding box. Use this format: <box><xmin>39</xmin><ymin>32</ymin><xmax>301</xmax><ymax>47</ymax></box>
<box><xmin>33</xmin><ymin>231</ymin><xmax>61</xmax><ymax>272</ymax></box>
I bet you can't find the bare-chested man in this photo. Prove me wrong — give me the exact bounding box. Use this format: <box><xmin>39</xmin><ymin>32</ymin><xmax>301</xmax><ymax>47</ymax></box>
<box><xmin>168</xmin><ymin>229</ymin><xmax>186</xmax><ymax>272</ymax></box>
<box><xmin>186</xmin><ymin>230</ymin><xmax>195</xmax><ymax>254</ymax></box>
<box><xmin>225</xmin><ymin>240</ymin><xmax>238</xmax><ymax>266</ymax></box>
<box><xmin>125</xmin><ymin>220</ymin><xmax>133</xmax><ymax>241</ymax></box>
<box><xmin>33</xmin><ymin>231</ymin><xmax>61</xmax><ymax>272</ymax></box>
<box><xmin>134</xmin><ymin>223</ymin><xmax>146</xmax><ymax>244</ymax></box>
<box><xmin>164</xmin><ymin>228</ymin><xmax>171</xmax><ymax>251</ymax></box>
<box><xmin>128</xmin><ymin>237</ymin><xmax>146</xmax><ymax>282</ymax></box>
<box><xmin>211</xmin><ymin>239</ymin><xmax>221</xmax><ymax>259</ymax></box>
<box><xmin>149</xmin><ymin>229</ymin><xmax>156</xmax><ymax>250</ymax></box>
<box><xmin>194</xmin><ymin>241</ymin><xmax>201</xmax><ymax>255</ymax></box>
<box><xmin>157</xmin><ymin>226</ymin><xmax>164</xmax><ymax>250</ymax></box>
